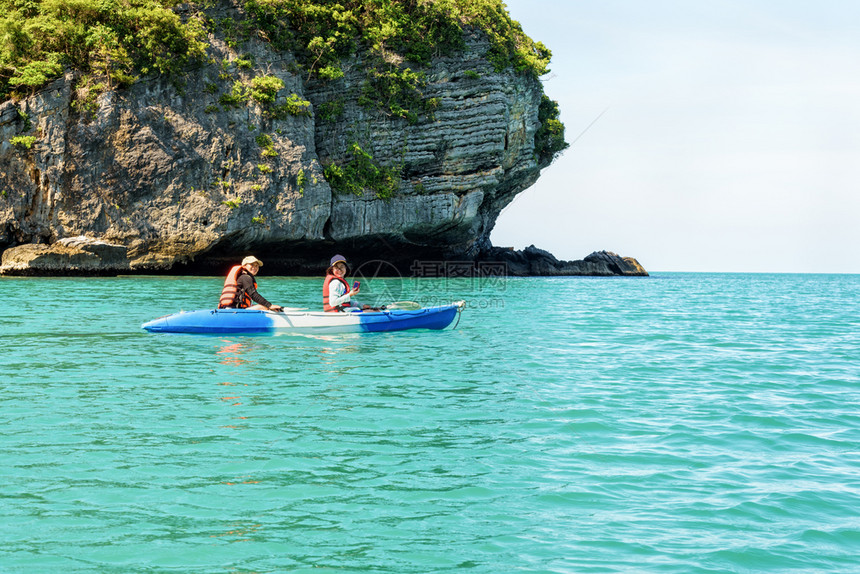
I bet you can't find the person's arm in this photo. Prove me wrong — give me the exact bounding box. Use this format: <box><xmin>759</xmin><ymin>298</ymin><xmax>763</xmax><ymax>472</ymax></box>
<box><xmin>238</xmin><ymin>274</ymin><xmax>273</xmax><ymax>308</ymax></box>
<box><xmin>328</xmin><ymin>280</ymin><xmax>352</xmax><ymax>308</ymax></box>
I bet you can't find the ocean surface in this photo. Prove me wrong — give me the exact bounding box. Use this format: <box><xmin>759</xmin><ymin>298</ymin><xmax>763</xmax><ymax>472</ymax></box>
<box><xmin>1</xmin><ymin>272</ymin><xmax>858</xmax><ymax>573</ymax></box>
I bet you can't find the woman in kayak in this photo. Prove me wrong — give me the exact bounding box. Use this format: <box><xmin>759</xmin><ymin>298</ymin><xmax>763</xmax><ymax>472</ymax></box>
<box><xmin>219</xmin><ymin>255</ymin><xmax>284</xmax><ymax>311</ymax></box>
<box><xmin>323</xmin><ymin>254</ymin><xmax>377</xmax><ymax>312</ymax></box>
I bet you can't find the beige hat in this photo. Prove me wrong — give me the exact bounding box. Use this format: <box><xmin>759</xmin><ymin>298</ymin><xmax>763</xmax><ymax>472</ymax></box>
<box><xmin>242</xmin><ymin>255</ymin><xmax>263</xmax><ymax>267</ymax></box>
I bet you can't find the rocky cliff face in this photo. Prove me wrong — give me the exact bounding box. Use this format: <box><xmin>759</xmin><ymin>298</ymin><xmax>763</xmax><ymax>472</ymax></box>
<box><xmin>0</xmin><ymin>0</ymin><xmax>558</xmax><ymax>275</ymax></box>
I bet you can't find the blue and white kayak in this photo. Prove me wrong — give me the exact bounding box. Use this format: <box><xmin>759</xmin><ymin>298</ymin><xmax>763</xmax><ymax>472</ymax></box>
<box><xmin>142</xmin><ymin>302</ymin><xmax>465</xmax><ymax>335</ymax></box>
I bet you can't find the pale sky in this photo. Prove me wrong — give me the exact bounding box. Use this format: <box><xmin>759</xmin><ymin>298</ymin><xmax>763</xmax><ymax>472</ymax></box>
<box><xmin>492</xmin><ymin>0</ymin><xmax>860</xmax><ymax>273</ymax></box>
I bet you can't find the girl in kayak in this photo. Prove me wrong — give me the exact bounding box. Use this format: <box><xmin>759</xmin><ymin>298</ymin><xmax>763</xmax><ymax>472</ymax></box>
<box><xmin>323</xmin><ymin>254</ymin><xmax>376</xmax><ymax>312</ymax></box>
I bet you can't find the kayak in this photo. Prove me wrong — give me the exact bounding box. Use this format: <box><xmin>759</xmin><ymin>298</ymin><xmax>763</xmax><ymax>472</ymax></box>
<box><xmin>142</xmin><ymin>301</ymin><xmax>465</xmax><ymax>335</ymax></box>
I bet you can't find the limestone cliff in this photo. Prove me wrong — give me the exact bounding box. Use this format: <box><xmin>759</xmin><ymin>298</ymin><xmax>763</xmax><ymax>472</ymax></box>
<box><xmin>0</xmin><ymin>2</ymin><xmax>645</xmax><ymax>277</ymax></box>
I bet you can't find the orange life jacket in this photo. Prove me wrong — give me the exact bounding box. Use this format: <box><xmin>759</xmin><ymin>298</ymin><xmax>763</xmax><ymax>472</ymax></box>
<box><xmin>323</xmin><ymin>274</ymin><xmax>353</xmax><ymax>312</ymax></box>
<box><xmin>219</xmin><ymin>265</ymin><xmax>256</xmax><ymax>309</ymax></box>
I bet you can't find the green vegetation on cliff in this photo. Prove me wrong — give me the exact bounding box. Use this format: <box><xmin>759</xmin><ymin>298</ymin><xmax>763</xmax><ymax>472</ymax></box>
<box><xmin>0</xmin><ymin>0</ymin><xmax>207</xmax><ymax>95</ymax></box>
<box><xmin>242</xmin><ymin>0</ymin><xmax>552</xmax><ymax>119</ymax></box>
<box><xmin>535</xmin><ymin>94</ymin><xmax>567</xmax><ymax>165</ymax></box>
<box><xmin>1</xmin><ymin>0</ymin><xmax>566</xmax><ymax>164</ymax></box>
<box><xmin>323</xmin><ymin>142</ymin><xmax>398</xmax><ymax>200</ymax></box>
<box><xmin>1</xmin><ymin>0</ymin><xmax>550</xmax><ymax>96</ymax></box>
<box><xmin>251</xmin><ymin>0</ymin><xmax>550</xmax><ymax>73</ymax></box>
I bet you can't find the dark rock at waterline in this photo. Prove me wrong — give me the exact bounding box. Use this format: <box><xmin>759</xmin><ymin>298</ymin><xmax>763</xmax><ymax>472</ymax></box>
<box><xmin>0</xmin><ymin>238</ymin><xmax>646</xmax><ymax>277</ymax></box>
<box><xmin>479</xmin><ymin>246</ymin><xmax>648</xmax><ymax>277</ymax></box>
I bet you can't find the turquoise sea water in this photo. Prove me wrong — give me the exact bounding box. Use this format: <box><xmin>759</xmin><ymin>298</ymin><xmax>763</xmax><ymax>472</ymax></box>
<box><xmin>1</xmin><ymin>272</ymin><xmax>858</xmax><ymax>573</ymax></box>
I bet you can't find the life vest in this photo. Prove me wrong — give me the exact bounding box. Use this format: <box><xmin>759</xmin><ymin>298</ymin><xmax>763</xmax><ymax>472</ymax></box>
<box><xmin>219</xmin><ymin>265</ymin><xmax>256</xmax><ymax>308</ymax></box>
<box><xmin>323</xmin><ymin>274</ymin><xmax>353</xmax><ymax>312</ymax></box>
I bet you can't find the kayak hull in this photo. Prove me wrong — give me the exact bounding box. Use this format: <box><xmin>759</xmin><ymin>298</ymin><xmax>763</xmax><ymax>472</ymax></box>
<box><xmin>142</xmin><ymin>303</ymin><xmax>463</xmax><ymax>335</ymax></box>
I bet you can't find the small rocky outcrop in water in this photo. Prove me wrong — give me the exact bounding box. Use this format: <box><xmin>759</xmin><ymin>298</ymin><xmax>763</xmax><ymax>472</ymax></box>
<box><xmin>480</xmin><ymin>246</ymin><xmax>648</xmax><ymax>276</ymax></box>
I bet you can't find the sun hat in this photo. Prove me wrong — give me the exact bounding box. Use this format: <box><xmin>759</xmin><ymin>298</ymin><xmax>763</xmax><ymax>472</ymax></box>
<box><xmin>242</xmin><ymin>255</ymin><xmax>263</xmax><ymax>267</ymax></box>
<box><xmin>329</xmin><ymin>254</ymin><xmax>347</xmax><ymax>267</ymax></box>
